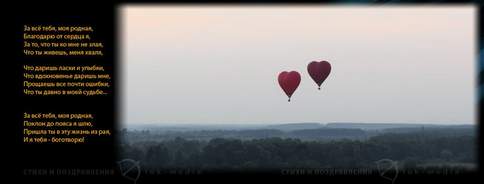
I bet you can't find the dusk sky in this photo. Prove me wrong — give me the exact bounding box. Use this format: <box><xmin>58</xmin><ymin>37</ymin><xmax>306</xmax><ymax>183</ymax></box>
<box><xmin>121</xmin><ymin>6</ymin><xmax>476</xmax><ymax>125</ymax></box>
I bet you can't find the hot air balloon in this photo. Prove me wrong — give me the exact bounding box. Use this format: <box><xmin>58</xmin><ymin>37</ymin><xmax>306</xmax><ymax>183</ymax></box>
<box><xmin>278</xmin><ymin>71</ymin><xmax>301</xmax><ymax>102</ymax></box>
<box><xmin>307</xmin><ymin>61</ymin><xmax>331</xmax><ymax>90</ymax></box>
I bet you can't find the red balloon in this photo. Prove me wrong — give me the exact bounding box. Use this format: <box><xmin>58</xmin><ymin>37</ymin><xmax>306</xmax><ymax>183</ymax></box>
<box><xmin>307</xmin><ymin>61</ymin><xmax>331</xmax><ymax>90</ymax></box>
<box><xmin>278</xmin><ymin>71</ymin><xmax>301</xmax><ymax>102</ymax></box>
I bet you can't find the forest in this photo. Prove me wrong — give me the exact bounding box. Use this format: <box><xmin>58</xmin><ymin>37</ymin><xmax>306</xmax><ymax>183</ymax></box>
<box><xmin>119</xmin><ymin>124</ymin><xmax>476</xmax><ymax>171</ymax></box>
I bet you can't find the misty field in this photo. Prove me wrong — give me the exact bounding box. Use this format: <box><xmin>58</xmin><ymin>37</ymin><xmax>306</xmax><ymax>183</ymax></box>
<box><xmin>118</xmin><ymin>123</ymin><xmax>476</xmax><ymax>172</ymax></box>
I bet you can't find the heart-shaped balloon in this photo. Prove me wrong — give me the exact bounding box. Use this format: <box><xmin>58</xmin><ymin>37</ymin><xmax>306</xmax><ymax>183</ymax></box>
<box><xmin>278</xmin><ymin>71</ymin><xmax>301</xmax><ymax>102</ymax></box>
<box><xmin>307</xmin><ymin>61</ymin><xmax>331</xmax><ymax>90</ymax></box>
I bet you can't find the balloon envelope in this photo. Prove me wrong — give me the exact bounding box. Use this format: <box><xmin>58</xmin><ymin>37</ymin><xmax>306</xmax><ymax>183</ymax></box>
<box><xmin>278</xmin><ymin>71</ymin><xmax>301</xmax><ymax>101</ymax></box>
<box><xmin>307</xmin><ymin>61</ymin><xmax>331</xmax><ymax>90</ymax></box>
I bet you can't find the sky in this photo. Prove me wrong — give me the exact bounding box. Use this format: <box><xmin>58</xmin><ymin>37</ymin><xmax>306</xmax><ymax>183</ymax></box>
<box><xmin>121</xmin><ymin>6</ymin><xmax>476</xmax><ymax>125</ymax></box>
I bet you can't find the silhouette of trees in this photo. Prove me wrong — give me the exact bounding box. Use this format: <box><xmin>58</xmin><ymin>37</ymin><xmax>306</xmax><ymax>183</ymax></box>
<box><xmin>119</xmin><ymin>130</ymin><xmax>475</xmax><ymax>170</ymax></box>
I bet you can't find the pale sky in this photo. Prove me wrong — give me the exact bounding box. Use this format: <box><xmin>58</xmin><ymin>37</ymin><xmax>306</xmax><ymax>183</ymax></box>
<box><xmin>121</xmin><ymin>6</ymin><xmax>476</xmax><ymax>125</ymax></box>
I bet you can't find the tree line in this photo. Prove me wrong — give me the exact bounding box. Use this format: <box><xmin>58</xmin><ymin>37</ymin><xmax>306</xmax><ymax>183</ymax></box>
<box><xmin>119</xmin><ymin>130</ymin><xmax>476</xmax><ymax>170</ymax></box>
